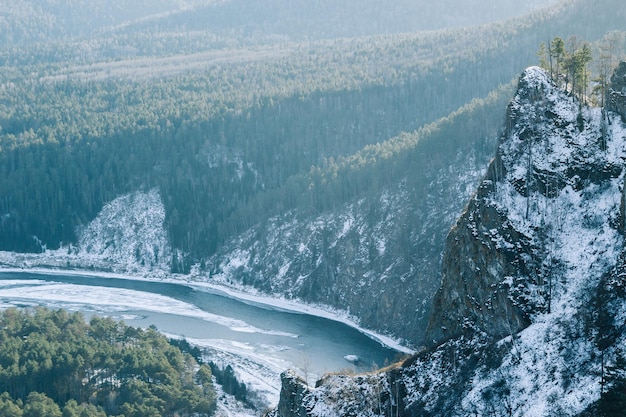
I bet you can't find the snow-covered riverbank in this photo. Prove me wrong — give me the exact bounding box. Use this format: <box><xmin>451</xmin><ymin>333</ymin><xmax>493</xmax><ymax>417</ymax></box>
<box><xmin>0</xmin><ymin>249</ymin><xmax>414</xmax><ymax>415</ymax></box>
<box><xmin>0</xmin><ymin>250</ymin><xmax>414</xmax><ymax>355</ymax></box>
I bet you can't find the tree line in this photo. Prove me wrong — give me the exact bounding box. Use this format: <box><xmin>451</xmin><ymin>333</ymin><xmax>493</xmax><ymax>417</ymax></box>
<box><xmin>0</xmin><ymin>308</ymin><xmax>217</xmax><ymax>417</ymax></box>
<box><xmin>537</xmin><ymin>32</ymin><xmax>626</xmax><ymax>105</ymax></box>
<box><xmin>0</xmin><ymin>0</ymin><xmax>625</xmax><ymax>268</ymax></box>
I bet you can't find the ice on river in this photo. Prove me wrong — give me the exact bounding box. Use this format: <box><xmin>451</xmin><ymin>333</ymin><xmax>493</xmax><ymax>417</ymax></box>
<box><xmin>0</xmin><ymin>279</ymin><xmax>298</xmax><ymax>337</ymax></box>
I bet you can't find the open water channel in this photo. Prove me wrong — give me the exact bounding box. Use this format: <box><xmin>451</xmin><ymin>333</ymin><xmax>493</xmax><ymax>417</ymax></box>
<box><xmin>0</xmin><ymin>270</ymin><xmax>405</xmax><ymax>405</ymax></box>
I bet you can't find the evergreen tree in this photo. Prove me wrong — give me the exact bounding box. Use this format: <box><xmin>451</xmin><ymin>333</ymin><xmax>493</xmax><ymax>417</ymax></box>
<box><xmin>537</xmin><ymin>42</ymin><xmax>549</xmax><ymax>72</ymax></box>
<box><xmin>598</xmin><ymin>353</ymin><xmax>626</xmax><ymax>417</ymax></box>
<box><xmin>550</xmin><ymin>36</ymin><xmax>566</xmax><ymax>85</ymax></box>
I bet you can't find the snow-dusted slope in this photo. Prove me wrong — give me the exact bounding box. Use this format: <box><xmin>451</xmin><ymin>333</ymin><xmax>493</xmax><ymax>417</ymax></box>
<box><xmin>271</xmin><ymin>67</ymin><xmax>626</xmax><ymax>416</ymax></box>
<box><xmin>0</xmin><ymin>189</ymin><xmax>174</xmax><ymax>274</ymax></box>
<box><xmin>429</xmin><ymin>66</ymin><xmax>626</xmax><ymax>345</ymax></box>
<box><xmin>448</xmin><ymin>67</ymin><xmax>626</xmax><ymax>415</ymax></box>
<box><xmin>77</xmin><ymin>188</ymin><xmax>172</xmax><ymax>271</ymax></box>
<box><xmin>205</xmin><ymin>146</ymin><xmax>489</xmax><ymax>347</ymax></box>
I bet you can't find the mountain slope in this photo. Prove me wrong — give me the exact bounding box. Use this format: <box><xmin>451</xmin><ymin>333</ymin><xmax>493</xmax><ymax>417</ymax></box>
<box><xmin>270</xmin><ymin>66</ymin><xmax>626</xmax><ymax>416</ymax></box>
<box><xmin>0</xmin><ymin>0</ymin><xmax>556</xmax><ymax>49</ymax></box>
<box><xmin>204</xmin><ymin>87</ymin><xmax>513</xmax><ymax>347</ymax></box>
<box><xmin>3</xmin><ymin>0</ymin><xmax>625</xmax><ymax>261</ymax></box>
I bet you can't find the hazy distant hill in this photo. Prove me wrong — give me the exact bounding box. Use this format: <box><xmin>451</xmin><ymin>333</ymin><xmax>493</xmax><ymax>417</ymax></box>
<box><xmin>119</xmin><ymin>0</ymin><xmax>557</xmax><ymax>42</ymax></box>
<box><xmin>0</xmin><ymin>0</ymin><xmax>209</xmax><ymax>45</ymax></box>
<box><xmin>1</xmin><ymin>0</ymin><xmax>556</xmax><ymax>48</ymax></box>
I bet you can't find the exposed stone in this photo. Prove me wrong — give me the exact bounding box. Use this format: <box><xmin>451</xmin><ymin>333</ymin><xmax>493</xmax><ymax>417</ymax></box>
<box><xmin>274</xmin><ymin>370</ymin><xmax>311</xmax><ymax>417</ymax></box>
<box><xmin>608</xmin><ymin>61</ymin><xmax>626</xmax><ymax>121</ymax></box>
<box><xmin>425</xmin><ymin>194</ymin><xmax>537</xmax><ymax>345</ymax></box>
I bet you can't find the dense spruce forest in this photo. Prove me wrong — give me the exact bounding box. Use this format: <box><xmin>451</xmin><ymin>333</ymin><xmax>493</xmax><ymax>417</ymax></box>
<box><xmin>2</xmin><ymin>0</ymin><xmax>626</xmax><ymax>272</ymax></box>
<box><xmin>0</xmin><ymin>0</ymin><xmax>551</xmax><ymax>51</ymax></box>
<box><xmin>3</xmin><ymin>0</ymin><xmax>626</xmax><ymax>414</ymax></box>
<box><xmin>0</xmin><ymin>307</ymin><xmax>216</xmax><ymax>417</ymax></box>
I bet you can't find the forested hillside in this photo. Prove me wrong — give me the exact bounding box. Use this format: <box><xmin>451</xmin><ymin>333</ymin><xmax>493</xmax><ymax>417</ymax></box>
<box><xmin>0</xmin><ymin>0</ymin><xmax>553</xmax><ymax>50</ymax></box>
<box><xmin>1</xmin><ymin>0</ymin><xmax>626</xmax><ymax>349</ymax></box>
<box><xmin>0</xmin><ymin>307</ymin><xmax>216</xmax><ymax>416</ymax></box>
<box><xmin>2</xmin><ymin>0</ymin><xmax>625</xmax><ymax>264</ymax></box>
<box><xmin>206</xmin><ymin>84</ymin><xmax>515</xmax><ymax>345</ymax></box>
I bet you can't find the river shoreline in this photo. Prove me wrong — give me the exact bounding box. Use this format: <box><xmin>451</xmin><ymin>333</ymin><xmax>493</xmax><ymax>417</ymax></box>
<box><xmin>0</xmin><ymin>251</ymin><xmax>415</xmax><ymax>355</ymax></box>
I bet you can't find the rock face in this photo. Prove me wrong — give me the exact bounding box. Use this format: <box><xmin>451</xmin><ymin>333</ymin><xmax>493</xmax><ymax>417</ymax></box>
<box><xmin>269</xmin><ymin>366</ymin><xmax>404</xmax><ymax>417</ymax></box>
<box><xmin>609</xmin><ymin>61</ymin><xmax>626</xmax><ymax>121</ymax></box>
<box><xmin>426</xmin><ymin>183</ymin><xmax>538</xmax><ymax>345</ymax></box>
<box><xmin>274</xmin><ymin>371</ymin><xmax>311</xmax><ymax>417</ymax></box>
<box><xmin>427</xmin><ymin>66</ymin><xmax>624</xmax><ymax>345</ymax></box>
<box><xmin>76</xmin><ymin>188</ymin><xmax>173</xmax><ymax>272</ymax></box>
<box><xmin>272</xmin><ymin>65</ymin><xmax>626</xmax><ymax>416</ymax></box>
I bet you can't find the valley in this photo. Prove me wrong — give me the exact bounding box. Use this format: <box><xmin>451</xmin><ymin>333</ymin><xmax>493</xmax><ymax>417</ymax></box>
<box><xmin>0</xmin><ymin>270</ymin><xmax>407</xmax><ymax>411</ymax></box>
<box><xmin>2</xmin><ymin>0</ymin><xmax>626</xmax><ymax>415</ymax></box>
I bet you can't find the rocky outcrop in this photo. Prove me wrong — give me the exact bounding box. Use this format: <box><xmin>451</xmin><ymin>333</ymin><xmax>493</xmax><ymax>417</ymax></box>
<box><xmin>273</xmin><ymin>371</ymin><xmax>311</xmax><ymax>417</ymax></box>
<box><xmin>427</xmin><ymin>67</ymin><xmax>556</xmax><ymax>344</ymax></box>
<box><xmin>609</xmin><ymin>61</ymin><xmax>626</xmax><ymax>121</ymax></box>
<box><xmin>76</xmin><ymin>188</ymin><xmax>173</xmax><ymax>271</ymax></box>
<box><xmin>272</xmin><ymin>65</ymin><xmax>626</xmax><ymax>416</ymax></box>
<box><xmin>427</xmin><ymin>65</ymin><xmax>626</xmax><ymax>345</ymax></box>
<box><xmin>426</xmin><ymin>191</ymin><xmax>539</xmax><ymax>345</ymax></box>
<box><xmin>271</xmin><ymin>366</ymin><xmax>405</xmax><ymax>417</ymax></box>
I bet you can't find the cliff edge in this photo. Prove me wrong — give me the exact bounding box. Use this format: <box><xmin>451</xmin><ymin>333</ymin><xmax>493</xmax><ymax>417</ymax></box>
<box><xmin>271</xmin><ymin>65</ymin><xmax>626</xmax><ymax>416</ymax></box>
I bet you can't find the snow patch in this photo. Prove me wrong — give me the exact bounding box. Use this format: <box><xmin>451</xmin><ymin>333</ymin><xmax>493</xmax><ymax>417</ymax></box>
<box><xmin>78</xmin><ymin>188</ymin><xmax>172</xmax><ymax>272</ymax></box>
<box><xmin>458</xmin><ymin>68</ymin><xmax>626</xmax><ymax>416</ymax></box>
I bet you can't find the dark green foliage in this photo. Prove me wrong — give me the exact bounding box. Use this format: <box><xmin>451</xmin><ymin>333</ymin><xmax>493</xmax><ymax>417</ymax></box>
<box><xmin>168</xmin><ymin>338</ymin><xmax>204</xmax><ymax>364</ymax></box>
<box><xmin>1</xmin><ymin>0</ymin><xmax>626</xmax><ymax>263</ymax></box>
<box><xmin>598</xmin><ymin>375</ymin><xmax>626</xmax><ymax>417</ymax></box>
<box><xmin>208</xmin><ymin>362</ymin><xmax>249</xmax><ymax>405</ymax></box>
<box><xmin>0</xmin><ymin>308</ymin><xmax>217</xmax><ymax>417</ymax></box>
<box><xmin>23</xmin><ymin>392</ymin><xmax>62</xmax><ymax>417</ymax></box>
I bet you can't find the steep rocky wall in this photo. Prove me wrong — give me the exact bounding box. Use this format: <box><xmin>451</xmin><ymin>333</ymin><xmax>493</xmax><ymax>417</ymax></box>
<box><xmin>426</xmin><ymin>188</ymin><xmax>538</xmax><ymax>345</ymax></box>
<box><xmin>271</xmin><ymin>65</ymin><xmax>626</xmax><ymax>417</ymax></box>
<box><xmin>610</xmin><ymin>62</ymin><xmax>626</xmax><ymax>235</ymax></box>
<box><xmin>609</xmin><ymin>61</ymin><xmax>626</xmax><ymax>122</ymax></box>
<box><xmin>274</xmin><ymin>371</ymin><xmax>311</xmax><ymax>417</ymax></box>
<box><xmin>77</xmin><ymin>189</ymin><xmax>172</xmax><ymax>269</ymax></box>
<box><xmin>426</xmin><ymin>68</ymin><xmax>557</xmax><ymax>344</ymax></box>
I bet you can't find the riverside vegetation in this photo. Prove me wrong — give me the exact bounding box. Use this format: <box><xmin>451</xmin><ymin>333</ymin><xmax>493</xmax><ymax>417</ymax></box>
<box><xmin>0</xmin><ymin>307</ymin><xmax>217</xmax><ymax>416</ymax></box>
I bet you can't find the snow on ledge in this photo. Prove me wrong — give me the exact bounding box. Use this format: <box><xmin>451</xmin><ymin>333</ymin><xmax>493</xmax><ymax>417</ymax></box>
<box><xmin>77</xmin><ymin>188</ymin><xmax>172</xmax><ymax>271</ymax></box>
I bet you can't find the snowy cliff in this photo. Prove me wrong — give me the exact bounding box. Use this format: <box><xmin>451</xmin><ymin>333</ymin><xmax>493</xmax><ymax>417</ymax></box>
<box><xmin>76</xmin><ymin>188</ymin><xmax>172</xmax><ymax>270</ymax></box>
<box><xmin>271</xmin><ymin>66</ymin><xmax>626</xmax><ymax>416</ymax></box>
<box><xmin>0</xmin><ymin>189</ymin><xmax>174</xmax><ymax>274</ymax></box>
<box><xmin>76</xmin><ymin>188</ymin><xmax>173</xmax><ymax>271</ymax></box>
<box><xmin>428</xmin><ymin>65</ymin><xmax>625</xmax><ymax>345</ymax></box>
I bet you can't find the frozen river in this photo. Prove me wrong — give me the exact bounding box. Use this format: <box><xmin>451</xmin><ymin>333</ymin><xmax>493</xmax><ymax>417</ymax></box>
<box><xmin>0</xmin><ymin>270</ymin><xmax>405</xmax><ymax>407</ymax></box>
